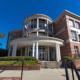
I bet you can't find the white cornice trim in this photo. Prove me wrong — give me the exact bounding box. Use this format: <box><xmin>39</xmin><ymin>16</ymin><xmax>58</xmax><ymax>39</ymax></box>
<box><xmin>10</xmin><ymin>36</ymin><xmax>64</xmax><ymax>46</ymax></box>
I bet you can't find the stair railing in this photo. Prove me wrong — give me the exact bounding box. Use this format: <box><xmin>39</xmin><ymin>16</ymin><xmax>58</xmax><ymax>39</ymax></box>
<box><xmin>0</xmin><ymin>59</ymin><xmax>24</xmax><ymax>80</ymax></box>
<box><xmin>64</xmin><ymin>60</ymin><xmax>80</xmax><ymax>80</ymax></box>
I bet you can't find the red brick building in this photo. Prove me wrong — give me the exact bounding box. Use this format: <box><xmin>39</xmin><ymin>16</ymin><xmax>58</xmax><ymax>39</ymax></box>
<box><xmin>7</xmin><ymin>10</ymin><xmax>80</xmax><ymax>61</ymax></box>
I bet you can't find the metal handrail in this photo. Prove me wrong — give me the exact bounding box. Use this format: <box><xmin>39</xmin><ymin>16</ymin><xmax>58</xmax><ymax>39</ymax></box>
<box><xmin>0</xmin><ymin>59</ymin><xmax>24</xmax><ymax>80</ymax></box>
<box><xmin>64</xmin><ymin>60</ymin><xmax>80</xmax><ymax>80</ymax></box>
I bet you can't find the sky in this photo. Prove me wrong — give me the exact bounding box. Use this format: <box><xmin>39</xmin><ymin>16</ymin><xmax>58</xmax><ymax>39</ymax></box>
<box><xmin>0</xmin><ymin>0</ymin><xmax>80</xmax><ymax>49</ymax></box>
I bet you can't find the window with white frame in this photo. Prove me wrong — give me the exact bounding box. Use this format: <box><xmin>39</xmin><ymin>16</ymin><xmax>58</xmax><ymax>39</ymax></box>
<box><xmin>75</xmin><ymin>22</ymin><xmax>80</xmax><ymax>29</ymax></box>
<box><xmin>69</xmin><ymin>19</ymin><xmax>74</xmax><ymax>27</ymax></box>
<box><xmin>78</xmin><ymin>34</ymin><xmax>80</xmax><ymax>42</ymax></box>
<box><xmin>74</xmin><ymin>46</ymin><xmax>79</xmax><ymax>55</ymax></box>
<box><xmin>71</xmin><ymin>31</ymin><xmax>77</xmax><ymax>41</ymax></box>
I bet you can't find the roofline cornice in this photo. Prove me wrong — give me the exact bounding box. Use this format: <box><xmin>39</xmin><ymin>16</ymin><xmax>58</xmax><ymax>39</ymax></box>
<box><xmin>55</xmin><ymin>10</ymin><xmax>80</xmax><ymax>23</ymax></box>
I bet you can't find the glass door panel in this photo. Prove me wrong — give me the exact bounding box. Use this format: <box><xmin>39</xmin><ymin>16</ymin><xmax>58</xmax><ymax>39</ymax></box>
<box><xmin>49</xmin><ymin>47</ymin><xmax>54</xmax><ymax>61</ymax></box>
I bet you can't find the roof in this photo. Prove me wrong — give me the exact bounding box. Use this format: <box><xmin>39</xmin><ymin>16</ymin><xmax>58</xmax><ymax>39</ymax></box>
<box><xmin>9</xmin><ymin>29</ymin><xmax>23</xmax><ymax>33</ymax></box>
<box><xmin>23</xmin><ymin>14</ymin><xmax>53</xmax><ymax>25</ymax></box>
<box><xmin>55</xmin><ymin>10</ymin><xmax>80</xmax><ymax>23</ymax></box>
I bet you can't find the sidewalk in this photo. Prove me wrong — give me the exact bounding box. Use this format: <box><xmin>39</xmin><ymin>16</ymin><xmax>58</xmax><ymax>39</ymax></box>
<box><xmin>0</xmin><ymin>68</ymin><xmax>79</xmax><ymax>80</ymax></box>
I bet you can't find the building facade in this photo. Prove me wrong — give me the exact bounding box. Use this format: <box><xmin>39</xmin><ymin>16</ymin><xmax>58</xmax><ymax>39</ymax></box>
<box><xmin>7</xmin><ymin>10</ymin><xmax>80</xmax><ymax>62</ymax></box>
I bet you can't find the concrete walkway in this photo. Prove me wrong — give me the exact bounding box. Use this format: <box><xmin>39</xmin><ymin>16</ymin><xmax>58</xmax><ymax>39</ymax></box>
<box><xmin>0</xmin><ymin>68</ymin><xmax>79</xmax><ymax>80</ymax></box>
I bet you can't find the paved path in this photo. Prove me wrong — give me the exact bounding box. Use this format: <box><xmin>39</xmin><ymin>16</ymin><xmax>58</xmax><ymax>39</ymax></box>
<box><xmin>0</xmin><ymin>68</ymin><xmax>79</xmax><ymax>80</ymax></box>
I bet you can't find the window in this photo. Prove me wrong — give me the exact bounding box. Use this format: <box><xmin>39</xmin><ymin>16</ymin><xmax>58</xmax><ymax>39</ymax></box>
<box><xmin>39</xmin><ymin>32</ymin><xmax>47</xmax><ymax>36</ymax></box>
<box><xmin>49</xmin><ymin>34</ymin><xmax>53</xmax><ymax>37</ymax></box>
<box><xmin>75</xmin><ymin>22</ymin><xmax>80</xmax><ymax>29</ymax></box>
<box><xmin>78</xmin><ymin>35</ymin><xmax>80</xmax><ymax>42</ymax></box>
<box><xmin>29</xmin><ymin>32</ymin><xmax>37</xmax><ymax>36</ymax></box>
<box><xmin>69</xmin><ymin>19</ymin><xmax>74</xmax><ymax>27</ymax></box>
<box><xmin>10</xmin><ymin>35</ymin><xmax>14</xmax><ymax>40</ymax></box>
<box><xmin>71</xmin><ymin>31</ymin><xmax>77</xmax><ymax>41</ymax></box>
<box><xmin>31</xmin><ymin>19</ymin><xmax>37</xmax><ymax>29</ymax></box>
<box><xmin>39</xmin><ymin>19</ymin><xmax>47</xmax><ymax>29</ymax></box>
<box><xmin>25</xmin><ymin>21</ymin><xmax>30</xmax><ymax>30</ymax></box>
<box><xmin>48</xmin><ymin>21</ymin><xmax>53</xmax><ymax>32</ymax></box>
<box><xmin>19</xmin><ymin>33</ymin><xmax>22</xmax><ymax>38</ymax></box>
<box><xmin>74</xmin><ymin>46</ymin><xmax>79</xmax><ymax>54</ymax></box>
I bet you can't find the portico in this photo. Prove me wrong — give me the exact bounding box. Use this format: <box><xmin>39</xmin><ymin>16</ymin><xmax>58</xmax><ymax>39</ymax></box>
<box><xmin>9</xmin><ymin>36</ymin><xmax>64</xmax><ymax>62</ymax></box>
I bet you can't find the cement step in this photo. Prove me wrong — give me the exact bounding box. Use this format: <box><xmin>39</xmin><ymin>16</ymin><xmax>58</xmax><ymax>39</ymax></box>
<box><xmin>41</xmin><ymin>61</ymin><xmax>62</xmax><ymax>69</ymax></box>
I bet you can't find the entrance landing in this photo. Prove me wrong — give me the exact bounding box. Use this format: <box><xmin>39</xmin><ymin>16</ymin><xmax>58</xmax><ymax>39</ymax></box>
<box><xmin>0</xmin><ymin>69</ymin><xmax>78</xmax><ymax>80</ymax></box>
<box><xmin>41</xmin><ymin>61</ymin><xmax>62</xmax><ymax>68</ymax></box>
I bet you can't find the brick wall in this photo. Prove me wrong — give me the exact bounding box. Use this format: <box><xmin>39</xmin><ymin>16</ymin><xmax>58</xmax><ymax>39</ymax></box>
<box><xmin>54</xmin><ymin>15</ymin><xmax>69</xmax><ymax>41</ymax></box>
<box><xmin>0</xmin><ymin>65</ymin><xmax>40</xmax><ymax>70</ymax></box>
<box><xmin>8</xmin><ymin>29</ymin><xmax>23</xmax><ymax>40</ymax></box>
<box><xmin>54</xmin><ymin>15</ymin><xmax>72</xmax><ymax>59</ymax></box>
<box><xmin>54</xmin><ymin>14</ymin><xmax>80</xmax><ymax>59</ymax></box>
<box><xmin>7</xmin><ymin>29</ymin><xmax>23</xmax><ymax>49</ymax></box>
<box><xmin>66</xmin><ymin>15</ymin><xmax>80</xmax><ymax>57</ymax></box>
<box><xmin>70</xmin><ymin>42</ymin><xmax>80</xmax><ymax>57</ymax></box>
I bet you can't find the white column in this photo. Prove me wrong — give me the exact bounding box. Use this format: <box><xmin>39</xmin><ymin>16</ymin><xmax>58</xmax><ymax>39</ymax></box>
<box><xmin>8</xmin><ymin>46</ymin><xmax>11</xmax><ymax>56</ymax></box>
<box><xmin>55</xmin><ymin>44</ymin><xmax>61</xmax><ymax>62</ymax></box>
<box><xmin>37</xmin><ymin>31</ymin><xmax>38</xmax><ymax>36</ymax></box>
<box><xmin>32</xmin><ymin>42</ymin><xmax>35</xmax><ymax>57</ymax></box>
<box><xmin>37</xmin><ymin>18</ymin><xmax>39</xmax><ymax>29</ymax></box>
<box><xmin>37</xmin><ymin>18</ymin><xmax>39</xmax><ymax>36</ymax></box>
<box><xmin>47</xmin><ymin>20</ymin><xmax>48</xmax><ymax>29</ymax></box>
<box><xmin>36</xmin><ymin>42</ymin><xmax>38</xmax><ymax>59</ymax></box>
<box><xmin>12</xmin><ymin>43</ymin><xmax>17</xmax><ymax>56</ymax></box>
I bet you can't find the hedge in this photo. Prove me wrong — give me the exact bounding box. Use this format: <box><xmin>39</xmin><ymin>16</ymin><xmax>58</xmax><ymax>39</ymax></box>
<box><xmin>0</xmin><ymin>56</ymin><xmax>37</xmax><ymax>61</ymax></box>
<box><xmin>0</xmin><ymin>56</ymin><xmax>38</xmax><ymax>65</ymax></box>
<box><xmin>0</xmin><ymin>61</ymin><xmax>38</xmax><ymax>65</ymax></box>
<box><xmin>64</xmin><ymin>57</ymin><xmax>80</xmax><ymax>60</ymax></box>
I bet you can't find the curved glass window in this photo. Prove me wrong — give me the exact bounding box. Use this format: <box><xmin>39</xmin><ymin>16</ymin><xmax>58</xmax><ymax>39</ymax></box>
<box><xmin>25</xmin><ymin>21</ymin><xmax>30</xmax><ymax>29</ymax></box>
<box><xmin>39</xmin><ymin>19</ymin><xmax>47</xmax><ymax>29</ymax></box>
<box><xmin>39</xmin><ymin>32</ymin><xmax>47</xmax><ymax>36</ymax></box>
<box><xmin>29</xmin><ymin>32</ymin><xmax>37</xmax><ymax>36</ymax></box>
<box><xmin>25</xmin><ymin>19</ymin><xmax>37</xmax><ymax>30</ymax></box>
<box><xmin>48</xmin><ymin>21</ymin><xmax>53</xmax><ymax>32</ymax></box>
<box><xmin>31</xmin><ymin>19</ymin><xmax>37</xmax><ymax>29</ymax></box>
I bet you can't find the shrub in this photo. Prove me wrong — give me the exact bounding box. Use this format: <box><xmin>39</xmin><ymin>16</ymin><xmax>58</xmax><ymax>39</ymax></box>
<box><xmin>0</xmin><ymin>61</ymin><xmax>38</xmax><ymax>65</ymax></box>
<box><xmin>0</xmin><ymin>56</ymin><xmax>37</xmax><ymax>61</ymax></box>
<box><xmin>64</xmin><ymin>57</ymin><xmax>80</xmax><ymax>60</ymax></box>
<box><xmin>0</xmin><ymin>56</ymin><xmax>38</xmax><ymax>65</ymax></box>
